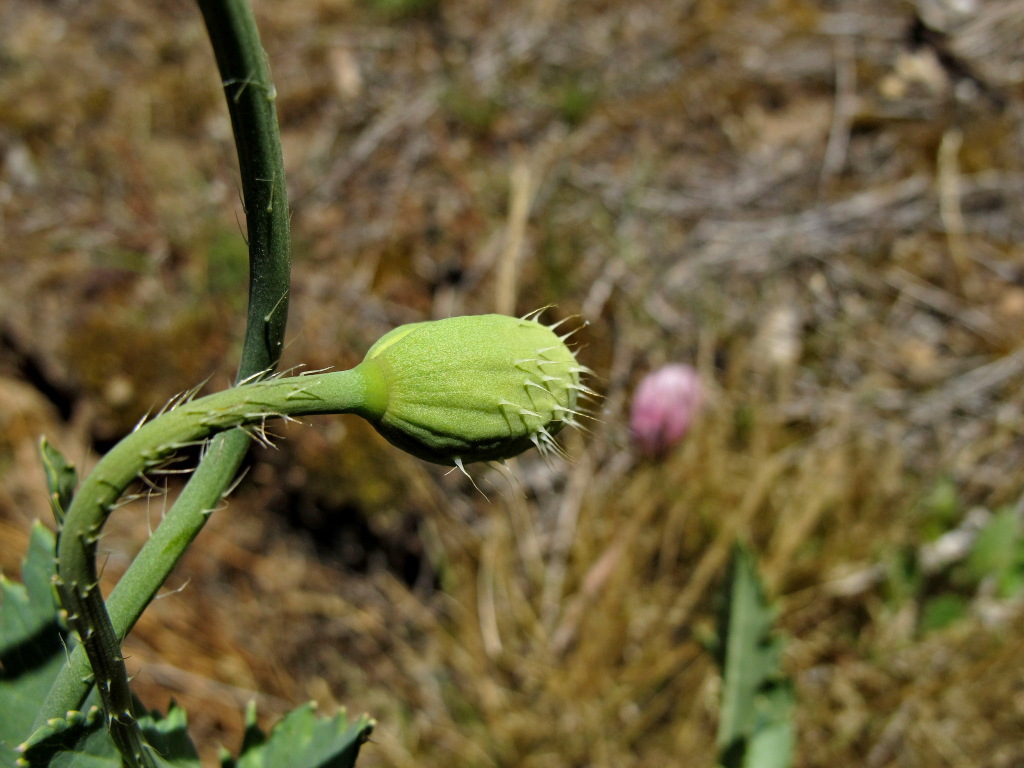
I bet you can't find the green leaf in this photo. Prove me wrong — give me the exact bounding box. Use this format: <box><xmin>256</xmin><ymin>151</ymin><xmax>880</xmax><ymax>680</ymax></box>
<box><xmin>221</xmin><ymin>702</ymin><xmax>374</xmax><ymax>768</ymax></box>
<box><xmin>715</xmin><ymin>544</ymin><xmax>795</xmax><ymax>768</ymax></box>
<box><xmin>0</xmin><ymin>523</ymin><xmax>74</xmax><ymax>766</ymax></box>
<box><xmin>39</xmin><ymin>439</ymin><xmax>78</xmax><ymax>528</ymax></box>
<box><xmin>138</xmin><ymin>703</ymin><xmax>201</xmax><ymax>768</ymax></box>
<box><xmin>966</xmin><ymin>508</ymin><xmax>1022</xmax><ymax>597</ymax></box>
<box><xmin>920</xmin><ymin>593</ymin><xmax>969</xmax><ymax>633</ymax></box>
<box><xmin>0</xmin><ymin>523</ymin><xmax>201</xmax><ymax>768</ymax></box>
<box><xmin>919</xmin><ymin>476</ymin><xmax>960</xmax><ymax>539</ymax></box>
<box><xmin>16</xmin><ymin>702</ymin><xmax>107</xmax><ymax>767</ymax></box>
<box><xmin>1</xmin><ymin>529</ymin><xmax>368</xmax><ymax>768</ymax></box>
<box><xmin>742</xmin><ymin>683</ymin><xmax>795</xmax><ymax>768</ymax></box>
<box><xmin>18</xmin><ymin>699</ymin><xmax>200</xmax><ymax>768</ymax></box>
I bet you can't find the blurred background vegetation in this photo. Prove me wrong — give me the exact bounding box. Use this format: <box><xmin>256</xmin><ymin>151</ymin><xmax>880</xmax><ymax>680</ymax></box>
<box><xmin>1</xmin><ymin>0</ymin><xmax>1023</xmax><ymax>765</ymax></box>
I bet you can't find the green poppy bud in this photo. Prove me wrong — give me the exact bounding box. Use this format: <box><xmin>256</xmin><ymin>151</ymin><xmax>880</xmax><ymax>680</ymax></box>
<box><xmin>353</xmin><ymin>313</ymin><xmax>586</xmax><ymax>466</ymax></box>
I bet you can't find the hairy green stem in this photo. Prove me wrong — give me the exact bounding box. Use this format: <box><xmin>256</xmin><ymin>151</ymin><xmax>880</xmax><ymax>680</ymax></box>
<box><xmin>41</xmin><ymin>372</ymin><xmax>369</xmax><ymax>741</ymax></box>
<box><xmin>31</xmin><ymin>0</ymin><xmax>293</xmax><ymax>743</ymax></box>
<box><xmin>198</xmin><ymin>0</ymin><xmax>291</xmax><ymax>369</ymax></box>
<box><xmin>31</xmin><ymin>433</ymin><xmax>252</xmax><ymax>733</ymax></box>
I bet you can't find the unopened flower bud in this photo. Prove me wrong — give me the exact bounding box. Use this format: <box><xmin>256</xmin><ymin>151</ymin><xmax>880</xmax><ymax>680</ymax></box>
<box><xmin>354</xmin><ymin>314</ymin><xmax>586</xmax><ymax>466</ymax></box>
<box><xmin>630</xmin><ymin>364</ymin><xmax>701</xmax><ymax>456</ymax></box>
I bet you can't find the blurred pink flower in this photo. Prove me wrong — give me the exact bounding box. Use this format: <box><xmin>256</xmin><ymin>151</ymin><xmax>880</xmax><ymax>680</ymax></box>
<box><xmin>630</xmin><ymin>364</ymin><xmax>702</xmax><ymax>456</ymax></box>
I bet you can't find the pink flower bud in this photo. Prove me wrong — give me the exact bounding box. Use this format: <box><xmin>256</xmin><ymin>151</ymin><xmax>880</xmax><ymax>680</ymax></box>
<box><xmin>630</xmin><ymin>364</ymin><xmax>701</xmax><ymax>456</ymax></box>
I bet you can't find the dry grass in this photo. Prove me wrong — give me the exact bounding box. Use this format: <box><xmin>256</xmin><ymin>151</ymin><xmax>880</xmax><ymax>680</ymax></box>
<box><xmin>2</xmin><ymin>0</ymin><xmax>1024</xmax><ymax>765</ymax></box>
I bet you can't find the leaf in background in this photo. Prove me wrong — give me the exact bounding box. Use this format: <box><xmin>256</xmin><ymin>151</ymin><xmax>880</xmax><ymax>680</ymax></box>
<box><xmin>0</xmin><ymin>522</ymin><xmax>73</xmax><ymax>766</ymax></box>
<box><xmin>14</xmin><ymin>702</ymin><xmax>107</xmax><ymax>767</ymax></box>
<box><xmin>919</xmin><ymin>475</ymin><xmax>960</xmax><ymax>540</ymax></box>
<box><xmin>740</xmin><ymin>683</ymin><xmax>794</xmax><ymax>768</ymax></box>
<box><xmin>920</xmin><ymin>592</ymin><xmax>969</xmax><ymax>633</ymax></box>
<box><xmin>715</xmin><ymin>544</ymin><xmax>795</xmax><ymax>768</ymax></box>
<box><xmin>0</xmin><ymin>523</ymin><xmax>201</xmax><ymax>768</ymax></box>
<box><xmin>39</xmin><ymin>438</ymin><xmax>78</xmax><ymax>528</ymax></box>
<box><xmin>18</xmin><ymin>699</ymin><xmax>200</xmax><ymax>768</ymax></box>
<box><xmin>966</xmin><ymin>507</ymin><xmax>1023</xmax><ymax>598</ymax></box>
<box><xmin>221</xmin><ymin>701</ymin><xmax>374</xmax><ymax>768</ymax></box>
<box><xmin>138</xmin><ymin>703</ymin><xmax>201</xmax><ymax>768</ymax></box>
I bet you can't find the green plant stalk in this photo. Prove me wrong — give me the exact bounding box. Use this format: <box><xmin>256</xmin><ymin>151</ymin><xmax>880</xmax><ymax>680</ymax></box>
<box><xmin>31</xmin><ymin>0</ymin><xmax>293</xmax><ymax>739</ymax></box>
<box><xmin>198</xmin><ymin>0</ymin><xmax>291</xmax><ymax>370</ymax></box>
<box><xmin>43</xmin><ymin>372</ymin><xmax>369</xmax><ymax>733</ymax></box>
<box><xmin>31</xmin><ymin>432</ymin><xmax>251</xmax><ymax>731</ymax></box>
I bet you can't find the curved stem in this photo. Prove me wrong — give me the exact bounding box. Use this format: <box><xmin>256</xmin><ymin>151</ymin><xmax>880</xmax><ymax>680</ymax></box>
<box><xmin>32</xmin><ymin>0</ymin><xmax>293</xmax><ymax>738</ymax></box>
<box><xmin>198</xmin><ymin>0</ymin><xmax>291</xmax><ymax>372</ymax></box>
<box><xmin>43</xmin><ymin>371</ymin><xmax>369</xmax><ymax>737</ymax></box>
<box><xmin>32</xmin><ymin>367</ymin><xmax>370</xmax><ymax>751</ymax></box>
<box><xmin>62</xmin><ymin>371</ymin><xmax>370</xmax><ymax>540</ymax></box>
<box><xmin>32</xmin><ymin>432</ymin><xmax>253</xmax><ymax>730</ymax></box>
